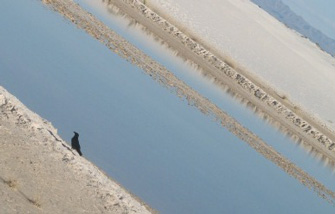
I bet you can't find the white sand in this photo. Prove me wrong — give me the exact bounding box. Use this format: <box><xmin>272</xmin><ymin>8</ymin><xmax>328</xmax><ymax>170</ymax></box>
<box><xmin>100</xmin><ymin>0</ymin><xmax>335</xmax><ymax>165</ymax></box>
<box><xmin>146</xmin><ymin>0</ymin><xmax>335</xmax><ymax>132</ymax></box>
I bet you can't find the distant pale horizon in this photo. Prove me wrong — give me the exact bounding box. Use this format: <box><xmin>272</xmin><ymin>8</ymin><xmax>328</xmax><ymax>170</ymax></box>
<box><xmin>281</xmin><ymin>0</ymin><xmax>335</xmax><ymax>40</ymax></box>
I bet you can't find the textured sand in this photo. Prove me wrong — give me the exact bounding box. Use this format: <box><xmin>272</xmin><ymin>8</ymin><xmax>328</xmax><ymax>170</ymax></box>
<box><xmin>0</xmin><ymin>87</ymin><xmax>153</xmax><ymax>213</ymax></box>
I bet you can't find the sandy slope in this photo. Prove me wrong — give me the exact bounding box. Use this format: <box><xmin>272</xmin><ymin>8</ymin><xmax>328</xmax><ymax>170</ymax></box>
<box><xmin>146</xmin><ymin>0</ymin><xmax>335</xmax><ymax>133</ymax></box>
<box><xmin>0</xmin><ymin>86</ymin><xmax>153</xmax><ymax>213</ymax></box>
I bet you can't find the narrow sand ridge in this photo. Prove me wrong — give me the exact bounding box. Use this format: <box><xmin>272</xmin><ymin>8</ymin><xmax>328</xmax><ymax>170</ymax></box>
<box><xmin>40</xmin><ymin>0</ymin><xmax>335</xmax><ymax>204</ymax></box>
<box><xmin>0</xmin><ymin>87</ymin><xmax>154</xmax><ymax>213</ymax></box>
<box><xmin>103</xmin><ymin>0</ymin><xmax>335</xmax><ymax>162</ymax></box>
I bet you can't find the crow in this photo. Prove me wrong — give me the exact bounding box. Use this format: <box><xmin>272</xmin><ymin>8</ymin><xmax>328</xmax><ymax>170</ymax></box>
<box><xmin>71</xmin><ymin>131</ymin><xmax>82</xmax><ymax>156</ymax></box>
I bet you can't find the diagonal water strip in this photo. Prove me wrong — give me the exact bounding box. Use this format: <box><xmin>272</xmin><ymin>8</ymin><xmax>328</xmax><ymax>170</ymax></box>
<box><xmin>42</xmin><ymin>0</ymin><xmax>335</xmax><ymax>205</ymax></box>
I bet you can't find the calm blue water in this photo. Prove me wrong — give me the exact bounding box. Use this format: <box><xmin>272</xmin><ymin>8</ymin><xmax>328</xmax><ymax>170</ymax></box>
<box><xmin>75</xmin><ymin>0</ymin><xmax>335</xmax><ymax>189</ymax></box>
<box><xmin>1</xmin><ymin>0</ymin><xmax>335</xmax><ymax>213</ymax></box>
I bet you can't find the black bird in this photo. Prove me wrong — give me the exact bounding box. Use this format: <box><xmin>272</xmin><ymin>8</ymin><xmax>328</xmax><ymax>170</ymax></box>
<box><xmin>71</xmin><ymin>131</ymin><xmax>82</xmax><ymax>156</ymax></box>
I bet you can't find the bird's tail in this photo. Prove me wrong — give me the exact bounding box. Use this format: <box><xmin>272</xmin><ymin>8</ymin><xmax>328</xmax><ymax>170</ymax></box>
<box><xmin>78</xmin><ymin>150</ymin><xmax>82</xmax><ymax>156</ymax></box>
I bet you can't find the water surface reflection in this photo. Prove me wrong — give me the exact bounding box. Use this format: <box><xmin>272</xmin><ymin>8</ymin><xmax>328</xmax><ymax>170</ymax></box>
<box><xmin>1</xmin><ymin>0</ymin><xmax>335</xmax><ymax>213</ymax></box>
<box><xmin>75</xmin><ymin>0</ymin><xmax>335</xmax><ymax>176</ymax></box>
<box><xmin>85</xmin><ymin>0</ymin><xmax>335</xmax><ymax>170</ymax></box>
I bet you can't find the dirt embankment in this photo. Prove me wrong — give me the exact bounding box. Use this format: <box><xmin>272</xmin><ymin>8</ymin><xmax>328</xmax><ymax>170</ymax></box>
<box><xmin>0</xmin><ymin>87</ymin><xmax>154</xmax><ymax>213</ymax></box>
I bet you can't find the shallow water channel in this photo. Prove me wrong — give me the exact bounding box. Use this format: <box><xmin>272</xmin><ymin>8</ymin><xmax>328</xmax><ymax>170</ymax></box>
<box><xmin>1</xmin><ymin>0</ymin><xmax>335</xmax><ymax>213</ymax></box>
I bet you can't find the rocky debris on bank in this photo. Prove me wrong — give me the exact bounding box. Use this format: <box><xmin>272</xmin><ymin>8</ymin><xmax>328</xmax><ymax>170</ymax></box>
<box><xmin>0</xmin><ymin>86</ymin><xmax>154</xmax><ymax>214</ymax></box>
